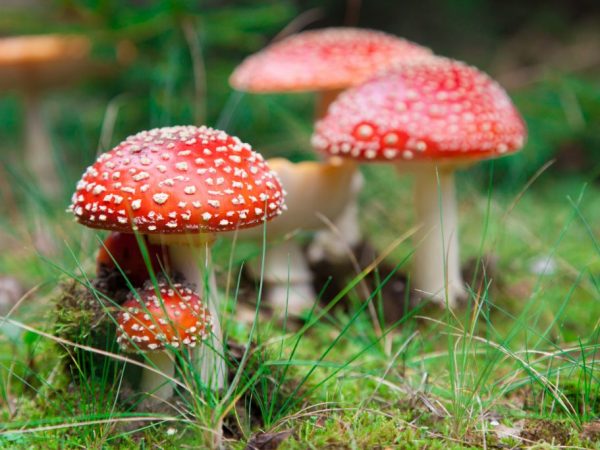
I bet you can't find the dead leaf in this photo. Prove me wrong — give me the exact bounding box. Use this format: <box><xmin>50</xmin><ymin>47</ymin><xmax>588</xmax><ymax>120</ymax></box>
<box><xmin>245</xmin><ymin>429</ymin><xmax>294</xmax><ymax>450</ymax></box>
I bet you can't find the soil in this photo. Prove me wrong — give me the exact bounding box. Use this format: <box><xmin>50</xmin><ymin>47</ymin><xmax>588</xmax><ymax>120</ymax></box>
<box><xmin>520</xmin><ymin>419</ymin><xmax>571</xmax><ymax>445</ymax></box>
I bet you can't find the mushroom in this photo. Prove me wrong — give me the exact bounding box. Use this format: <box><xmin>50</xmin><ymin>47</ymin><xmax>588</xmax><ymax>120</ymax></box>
<box><xmin>312</xmin><ymin>58</ymin><xmax>526</xmax><ymax>307</ymax></box>
<box><xmin>223</xmin><ymin>157</ymin><xmax>356</xmax><ymax>314</ymax></box>
<box><xmin>231</xmin><ymin>28</ymin><xmax>432</xmax><ymax>117</ymax></box>
<box><xmin>116</xmin><ymin>280</ymin><xmax>211</xmax><ymax>402</ymax></box>
<box><xmin>97</xmin><ymin>232</ymin><xmax>168</xmax><ymax>287</ymax></box>
<box><xmin>230</xmin><ymin>28</ymin><xmax>433</xmax><ymax>312</ymax></box>
<box><xmin>68</xmin><ymin>125</ymin><xmax>285</xmax><ymax>389</ymax></box>
<box><xmin>0</xmin><ymin>34</ymin><xmax>91</xmax><ymax>197</ymax></box>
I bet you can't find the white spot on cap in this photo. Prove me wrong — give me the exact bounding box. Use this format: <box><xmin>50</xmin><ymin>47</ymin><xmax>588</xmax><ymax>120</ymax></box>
<box><xmin>153</xmin><ymin>193</ymin><xmax>169</xmax><ymax>204</ymax></box>
<box><xmin>357</xmin><ymin>124</ymin><xmax>374</xmax><ymax>138</ymax></box>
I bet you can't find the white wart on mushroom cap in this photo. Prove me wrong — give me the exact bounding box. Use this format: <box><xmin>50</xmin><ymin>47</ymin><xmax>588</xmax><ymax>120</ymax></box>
<box><xmin>68</xmin><ymin>125</ymin><xmax>286</xmax><ymax>234</ymax></box>
<box><xmin>230</xmin><ymin>27</ymin><xmax>433</xmax><ymax>93</ymax></box>
<box><xmin>311</xmin><ymin>58</ymin><xmax>527</xmax><ymax>164</ymax></box>
<box><xmin>116</xmin><ymin>281</ymin><xmax>212</xmax><ymax>352</ymax></box>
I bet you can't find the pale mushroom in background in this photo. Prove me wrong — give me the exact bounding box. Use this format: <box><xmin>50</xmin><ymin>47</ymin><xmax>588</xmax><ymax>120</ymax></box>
<box><xmin>0</xmin><ymin>34</ymin><xmax>91</xmax><ymax>197</ymax></box>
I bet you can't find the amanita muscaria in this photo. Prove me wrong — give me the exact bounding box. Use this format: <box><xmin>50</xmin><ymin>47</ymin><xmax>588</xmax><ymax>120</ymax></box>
<box><xmin>69</xmin><ymin>125</ymin><xmax>286</xmax><ymax>388</ymax></box>
<box><xmin>312</xmin><ymin>58</ymin><xmax>526</xmax><ymax>307</ymax></box>
<box><xmin>117</xmin><ymin>280</ymin><xmax>211</xmax><ymax>402</ymax></box>
<box><xmin>230</xmin><ymin>28</ymin><xmax>433</xmax><ymax>313</ymax></box>
<box><xmin>0</xmin><ymin>34</ymin><xmax>91</xmax><ymax>197</ymax></box>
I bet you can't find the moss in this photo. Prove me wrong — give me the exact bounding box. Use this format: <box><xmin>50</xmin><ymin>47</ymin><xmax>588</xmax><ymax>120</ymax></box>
<box><xmin>51</xmin><ymin>276</ymin><xmax>138</xmax><ymax>387</ymax></box>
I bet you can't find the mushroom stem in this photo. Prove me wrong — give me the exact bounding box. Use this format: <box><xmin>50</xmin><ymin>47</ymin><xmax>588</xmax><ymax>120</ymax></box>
<box><xmin>249</xmin><ymin>238</ymin><xmax>315</xmax><ymax>315</ymax></box>
<box><xmin>410</xmin><ymin>165</ymin><xmax>467</xmax><ymax>308</ymax></box>
<box><xmin>23</xmin><ymin>89</ymin><xmax>60</xmax><ymax>197</ymax></box>
<box><xmin>167</xmin><ymin>242</ymin><xmax>226</xmax><ymax>391</ymax></box>
<box><xmin>307</xmin><ymin>168</ymin><xmax>364</xmax><ymax>264</ymax></box>
<box><xmin>139</xmin><ymin>351</ymin><xmax>175</xmax><ymax>401</ymax></box>
<box><xmin>315</xmin><ymin>89</ymin><xmax>343</xmax><ymax>119</ymax></box>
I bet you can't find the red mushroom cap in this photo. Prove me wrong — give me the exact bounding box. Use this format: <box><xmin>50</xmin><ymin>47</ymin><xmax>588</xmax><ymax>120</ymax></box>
<box><xmin>116</xmin><ymin>281</ymin><xmax>211</xmax><ymax>352</ymax></box>
<box><xmin>230</xmin><ymin>27</ymin><xmax>433</xmax><ymax>93</ymax></box>
<box><xmin>96</xmin><ymin>232</ymin><xmax>167</xmax><ymax>286</ymax></box>
<box><xmin>311</xmin><ymin>58</ymin><xmax>527</xmax><ymax>164</ymax></box>
<box><xmin>69</xmin><ymin>126</ymin><xmax>286</xmax><ymax>234</ymax></box>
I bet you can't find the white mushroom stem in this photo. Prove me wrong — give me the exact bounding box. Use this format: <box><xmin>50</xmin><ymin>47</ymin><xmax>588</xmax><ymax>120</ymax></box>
<box><xmin>307</xmin><ymin>168</ymin><xmax>364</xmax><ymax>264</ymax></box>
<box><xmin>408</xmin><ymin>164</ymin><xmax>467</xmax><ymax>308</ymax></box>
<box><xmin>151</xmin><ymin>237</ymin><xmax>226</xmax><ymax>391</ymax></box>
<box><xmin>247</xmin><ymin>238</ymin><xmax>315</xmax><ymax>315</ymax></box>
<box><xmin>23</xmin><ymin>89</ymin><xmax>60</xmax><ymax>197</ymax></box>
<box><xmin>139</xmin><ymin>351</ymin><xmax>175</xmax><ymax>401</ymax></box>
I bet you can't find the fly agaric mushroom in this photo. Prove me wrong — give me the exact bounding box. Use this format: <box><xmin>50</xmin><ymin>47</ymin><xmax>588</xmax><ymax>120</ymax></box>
<box><xmin>0</xmin><ymin>34</ymin><xmax>91</xmax><ymax>196</ymax></box>
<box><xmin>230</xmin><ymin>28</ymin><xmax>433</xmax><ymax>312</ymax></box>
<box><xmin>69</xmin><ymin>125</ymin><xmax>285</xmax><ymax>389</ymax></box>
<box><xmin>231</xmin><ymin>27</ymin><xmax>432</xmax><ymax>116</ymax></box>
<box><xmin>117</xmin><ymin>280</ymin><xmax>211</xmax><ymax>402</ymax></box>
<box><xmin>97</xmin><ymin>232</ymin><xmax>168</xmax><ymax>287</ymax></box>
<box><xmin>312</xmin><ymin>58</ymin><xmax>526</xmax><ymax>308</ymax></box>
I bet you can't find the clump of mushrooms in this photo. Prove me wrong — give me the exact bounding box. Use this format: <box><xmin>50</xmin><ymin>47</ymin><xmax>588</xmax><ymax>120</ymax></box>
<box><xmin>229</xmin><ymin>27</ymin><xmax>433</xmax><ymax>314</ymax></box>
<box><xmin>312</xmin><ymin>58</ymin><xmax>526</xmax><ymax>308</ymax></box>
<box><xmin>69</xmin><ymin>125</ymin><xmax>286</xmax><ymax>389</ymax></box>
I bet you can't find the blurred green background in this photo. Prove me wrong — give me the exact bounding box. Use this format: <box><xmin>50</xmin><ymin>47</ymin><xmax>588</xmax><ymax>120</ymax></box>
<box><xmin>0</xmin><ymin>0</ymin><xmax>599</xmax><ymax>205</ymax></box>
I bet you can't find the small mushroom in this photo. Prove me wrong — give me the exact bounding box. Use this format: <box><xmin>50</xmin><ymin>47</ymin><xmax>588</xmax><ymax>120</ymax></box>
<box><xmin>69</xmin><ymin>125</ymin><xmax>286</xmax><ymax>389</ymax></box>
<box><xmin>0</xmin><ymin>34</ymin><xmax>91</xmax><ymax>197</ymax></box>
<box><xmin>230</xmin><ymin>28</ymin><xmax>434</xmax><ymax>312</ymax></box>
<box><xmin>116</xmin><ymin>280</ymin><xmax>211</xmax><ymax>402</ymax></box>
<box><xmin>312</xmin><ymin>58</ymin><xmax>526</xmax><ymax>308</ymax></box>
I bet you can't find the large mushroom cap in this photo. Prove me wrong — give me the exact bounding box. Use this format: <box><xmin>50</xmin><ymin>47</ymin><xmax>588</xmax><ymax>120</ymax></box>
<box><xmin>312</xmin><ymin>58</ymin><xmax>527</xmax><ymax>164</ymax></box>
<box><xmin>116</xmin><ymin>281</ymin><xmax>211</xmax><ymax>352</ymax></box>
<box><xmin>230</xmin><ymin>27</ymin><xmax>433</xmax><ymax>93</ymax></box>
<box><xmin>0</xmin><ymin>34</ymin><xmax>91</xmax><ymax>89</ymax></box>
<box><xmin>69</xmin><ymin>125</ymin><xmax>286</xmax><ymax>234</ymax></box>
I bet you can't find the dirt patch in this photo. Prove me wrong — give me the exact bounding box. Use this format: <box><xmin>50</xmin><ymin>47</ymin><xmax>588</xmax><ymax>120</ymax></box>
<box><xmin>520</xmin><ymin>419</ymin><xmax>571</xmax><ymax>445</ymax></box>
<box><xmin>309</xmin><ymin>241</ymin><xmax>413</xmax><ymax>324</ymax></box>
<box><xmin>245</xmin><ymin>429</ymin><xmax>294</xmax><ymax>450</ymax></box>
<box><xmin>581</xmin><ymin>420</ymin><xmax>600</xmax><ymax>442</ymax></box>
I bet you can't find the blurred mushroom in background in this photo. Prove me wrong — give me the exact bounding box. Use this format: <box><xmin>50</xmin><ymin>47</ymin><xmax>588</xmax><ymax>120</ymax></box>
<box><xmin>0</xmin><ymin>34</ymin><xmax>91</xmax><ymax>197</ymax></box>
